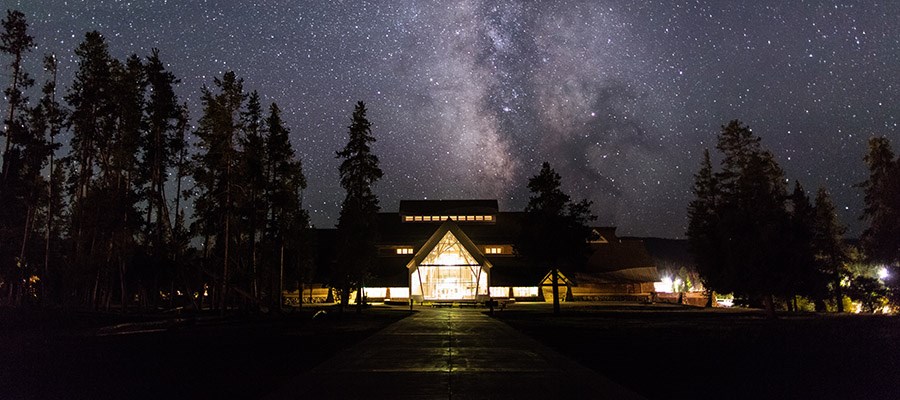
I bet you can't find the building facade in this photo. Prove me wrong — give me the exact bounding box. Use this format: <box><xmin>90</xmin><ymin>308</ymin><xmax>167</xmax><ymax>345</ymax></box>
<box><xmin>287</xmin><ymin>199</ymin><xmax>661</xmax><ymax>305</ymax></box>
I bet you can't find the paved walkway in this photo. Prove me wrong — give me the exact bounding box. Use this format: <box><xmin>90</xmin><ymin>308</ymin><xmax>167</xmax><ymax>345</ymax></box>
<box><xmin>269</xmin><ymin>307</ymin><xmax>642</xmax><ymax>399</ymax></box>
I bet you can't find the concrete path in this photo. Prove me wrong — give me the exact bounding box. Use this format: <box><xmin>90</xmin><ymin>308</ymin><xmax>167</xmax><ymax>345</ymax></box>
<box><xmin>269</xmin><ymin>308</ymin><xmax>643</xmax><ymax>399</ymax></box>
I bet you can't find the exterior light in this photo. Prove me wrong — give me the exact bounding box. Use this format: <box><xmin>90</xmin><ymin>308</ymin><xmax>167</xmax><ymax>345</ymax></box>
<box><xmin>878</xmin><ymin>267</ymin><xmax>889</xmax><ymax>281</ymax></box>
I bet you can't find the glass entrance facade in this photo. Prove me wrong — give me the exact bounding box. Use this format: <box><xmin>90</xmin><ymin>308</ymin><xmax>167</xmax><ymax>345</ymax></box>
<box><xmin>410</xmin><ymin>231</ymin><xmax>488</xmax><ymax>300</ymax></box>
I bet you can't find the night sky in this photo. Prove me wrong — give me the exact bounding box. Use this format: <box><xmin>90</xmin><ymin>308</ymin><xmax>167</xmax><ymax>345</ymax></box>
<box><xmin>10</xmin><ymin>1</ymin><xmax>899</xmax><ymax>238</ymax></box>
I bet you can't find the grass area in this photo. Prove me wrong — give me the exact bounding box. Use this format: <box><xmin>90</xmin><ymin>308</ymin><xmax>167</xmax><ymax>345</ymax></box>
<box><xmin>0</xmin><ymin>306</ymin><xmax>408</xmax><ymax>400</ymax></box>
<box><xmin>495</xmin><ymin>303</ymin><xmax>900</xmax><ymax>400</ymax></box>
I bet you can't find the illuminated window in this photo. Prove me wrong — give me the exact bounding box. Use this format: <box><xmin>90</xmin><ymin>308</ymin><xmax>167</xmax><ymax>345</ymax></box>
<box><xmin>411</xmin><ymin>231</ymin><xmax>488</xmax><ymax>300</ymax></box>
<box><xmin>388</xmin><ymin>287</ymin><xmax>409</xmax><ymax>299</ymax></box>
<box><xmin>484</xmin><ymin>215</ymin><xmax>494</xmax><ymax>221</ymax></box>
<box><xmin>475</xmin><ymin>215</ymin><xmax>484</xmax><ymax>221</ymax></box>
<box><xmin>485</xmin><ymin>247</ymin><xmax>503</xmax><ymax>254</ymax></box>
<box><xmin>363</xmin><ymin>287</ymin><xmax>386</xmax><ymax>298</ymax></box>
<box><xmin>414</xmin><ymin>216</ymin><xmax>423</xmax><ymax>221</ymax></box>
<box><xmin>512</xmin><ymin>287</ymin><xmax>539</xmax><ymax>297</ymax></box>
<box><xmin>404</xmin><ymin>216</ymin><xmax>414</xmax><ymax>222</ymax></box>
<box><xmin>490</xmin><ymin>287</ymin><xmax>510</xmax><ymax>297</ymax></box>
<box><xmin>396</xmin><ymin>247</ymin><xmax>414</xmax><ymax>255</ymax></box>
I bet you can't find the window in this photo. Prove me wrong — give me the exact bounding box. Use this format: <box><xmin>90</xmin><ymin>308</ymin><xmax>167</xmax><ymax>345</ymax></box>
<box><xmin>512</xmin><ymin>287</ymin><xmax>539</xmax><ymax>297</ymax></box>
<box><xmin>396</xmin><ymin>247</ymin><xmax>413</xmax><ymax>255</ymax></box>
<box><xmin>402</xmin><ymin>215</ymin><xmax>495</xmax><ymax>222</ymax></box>
<box><xmin>485</xmin><ymin>247</ymin><xmax>503</xmax><ymax>254</ymax></box>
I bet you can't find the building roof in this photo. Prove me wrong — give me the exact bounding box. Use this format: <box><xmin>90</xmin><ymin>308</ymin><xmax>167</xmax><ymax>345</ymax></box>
<box><xmin>586</xmin><ymin>238</ymin><xmax>655</xmax><ymax>272</ymax></box>
<box><xmin>406</xmin><ymin>220</ymin><xmax>493</xmax><ymax>271</ymax></box>
<box><xmin>398</xmin><ymin>199</ymin><xmax>498</xmax><ymax>215</ymax></box>
<box><xmin>313</xmin><ymin>200</ymin><xmax>662</xmax><ymax>287</ymax></box>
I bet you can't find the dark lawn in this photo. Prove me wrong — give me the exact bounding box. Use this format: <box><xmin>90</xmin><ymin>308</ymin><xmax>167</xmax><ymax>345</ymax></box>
<box><xmin>0</xmin><ymin>307</ymin><xmax>408</xmax><ymax>400</ymax></box>
<box><xmin>495</xmin><ymin>304</ymin><xmax>900</xmax><ymax>400</ymax></box>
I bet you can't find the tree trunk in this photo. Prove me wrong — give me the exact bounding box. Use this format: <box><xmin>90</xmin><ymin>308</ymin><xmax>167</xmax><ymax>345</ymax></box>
<box><xmin>221</xmin><ymin>211</ymin><xmax>230</xmax><ymax>314</ymax></box>
<box><xmin>763</xmin><ymin>294</ymin><xmax>777</xmax><ymax>319</ymax></box>
<box><xmin>355</xmin><ymin>281</ymin><xmax>364</xmax><ymax>314</ymax></box>
<box><xmin>278</xmin><ymin>242</ymin><xmax>285</xmax><ymax>311</ymax></box>
<box><xmin>551</xmin><ymin>268</ymin><xmax>560</xmax><ymax>315</ymax></box>
<box><xmin>834</xmin><ymin>275</ymin><xmax>844</xmax><ymax>313</ymax></box>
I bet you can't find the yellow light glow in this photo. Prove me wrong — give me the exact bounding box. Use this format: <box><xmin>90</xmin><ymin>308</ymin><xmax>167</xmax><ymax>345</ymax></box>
<box><xmin>512</xmin><ymin>287</ymin><xmax>539</xmax><ymax>297</ymax></box>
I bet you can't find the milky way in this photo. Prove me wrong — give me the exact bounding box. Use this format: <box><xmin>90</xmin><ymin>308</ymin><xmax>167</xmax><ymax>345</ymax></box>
<box><xmin>9</xmin><ymin>0</ymin><xmax>899</xmax><ymax>237</ymax></box>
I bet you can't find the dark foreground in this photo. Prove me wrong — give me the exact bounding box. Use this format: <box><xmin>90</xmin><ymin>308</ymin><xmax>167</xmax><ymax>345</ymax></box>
<box><xmin>495</xmin><ymin>304</ymin><xmax>900</xmax><ymax>400</ymax></box>
<box><xmin>0</xmin><ymin>307</ymin><xmax>407</xmax><ymax>400</ymax></box>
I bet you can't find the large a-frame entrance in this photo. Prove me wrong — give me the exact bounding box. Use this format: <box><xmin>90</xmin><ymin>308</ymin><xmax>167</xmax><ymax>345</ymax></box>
<box><xmin>408</xmin><ymin>222</ymin><xmax>490</xmax><ymax>302</ymax></box>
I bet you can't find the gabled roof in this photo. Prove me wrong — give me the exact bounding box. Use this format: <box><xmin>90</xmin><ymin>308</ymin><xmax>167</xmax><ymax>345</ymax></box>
<box><xmin>399</xmin><ymin>199</ymin><xmax>498</xmax><ymax>215</ymax></box>
<box><xmin>541</xmin><ymin>270</ymin><xmax>573</xmax><ymax>285</ymax></box>
<box><xmin>406</xmin><ymin>220</ymin><xmax>492</xmax><ymax>270</ymax></box>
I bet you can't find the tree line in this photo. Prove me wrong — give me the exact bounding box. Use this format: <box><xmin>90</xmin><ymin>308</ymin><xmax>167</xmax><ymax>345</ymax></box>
<box><xmin>687</xmin><ymin>120</ymin><xmax>900</xmax><ymax>317</ymax></box>
<box><xmin>0</xmin><ymin>10</ymin><xmax>316</xmax><ymax>312</ymax></box>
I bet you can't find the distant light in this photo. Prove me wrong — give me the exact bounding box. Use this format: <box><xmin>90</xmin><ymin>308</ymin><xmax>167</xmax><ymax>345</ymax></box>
<box><xmin>878</xmin><ymin>267</ymin><xmax>889</xmax><ymax>280</ymax></box>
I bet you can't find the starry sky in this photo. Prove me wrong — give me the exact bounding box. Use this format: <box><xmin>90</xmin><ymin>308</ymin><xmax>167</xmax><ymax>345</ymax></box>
<box><xmin>9</xmin><ymin>0</ymin><xmax>899</xmax><ymax>238</ymax></box>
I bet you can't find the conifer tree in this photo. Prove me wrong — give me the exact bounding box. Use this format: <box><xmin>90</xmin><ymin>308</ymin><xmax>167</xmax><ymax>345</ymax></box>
<box><xmin>263</xmin><ymin>102</ymin><xmax>308</xmax><ymax>309</ymax></box>
<box><xmin>240</xmin><ymin>91</ymin><xmax>267</xmax><ymax>299</ymax></box>
<box><xmin>64</xmin><ymin>31</ymin><xmax>118</xmax><ymax>307</ymax></box>
<box><xmin>192</xmin><ymin>71</ymin><xmax>246</xmax><ymax>311</ymax></box>
<box><xmin>1</xmin><ymin>9</ymin><xmax>34</xmax><ymax>181</ymax></box>
<box><xmin>335</xmin><ymin>101</ymin><xmax>382</xmax><ymax>313</ymax></box>
<box><xmin>860</xmin><ymin>137</ymin><xmax>900</xmax><ymax>266</ymax></box>
<box><xmin>686</xmin><ymin>149</ymin><xmax>723</xmax><ymax>304</ymax></box>
<box><xmin>812</xmin><ymin>187</ymin><xmax>849</xmax><ymax>312</ymax></box>
<box><xmin>785</xmin><ymin>181</ymin><xmax>825</xmax><ymax>310</ymax></box>
<box><xmin>37</xmin><ymin>54</ymin><xmax>66</xmax><ymax>305</ymax></box>
<box><xmin>519</xmin><ymin>162</ymin><xmax>596</xmax><ymax>315</ymax></box>
<box><xmin>0</xmin><ymin>9</ymin><xmax>35</xmax><ymax>305</ymax></box>
<box><xmin>687</xmin><ymin>120</ymin><xmax>791</xmax><ymax>318</ymax></box>
<box><xmin>142</xmin><ymin>48</ymin><xmax>182</xmax><ymax>256</ymax></box>
<box><xmin>104</xmin><ymin>54</ymin><xmax>146</xmax><ymax>311</ymax></box>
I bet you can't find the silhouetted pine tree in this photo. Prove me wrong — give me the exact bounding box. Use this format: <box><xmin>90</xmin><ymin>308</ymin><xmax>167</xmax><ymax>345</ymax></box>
<box><xmin>239</xmin><ymin>91</ymin><xmax>267</xmax><ymax>300</ymax></box>
<box><xmin>335</xmin><ymin>101</ymin><xmax>382</xmax><ymax>313</ymax></box>
<box><xmin>192</xmin><ymin>71</ymin><xmax>246</xmax><ymax>312</ymax></box>
<box><xmin>687</xmin><ymin>120</ymin><xmax>790</xmax><ymax>318</ymax></box>
<box><xmin>102</xmin><ymin>54</ymin><xmax>147</xmax><ymax>311</ymax></box>
<box><xmin>142</xmin><ymin>49</ymin><xmax>182</xmax><ymax>259</ymax></box>
<box><xmin>812</xmin><ymin>187</ymin><xmax>849</xmax><ymax>312</ymax></box>
<box><xmin>1</xmin><ymin>9</ymin><xmax>34</xmax><ymax>181</ymax></box>
<box><xmin>686</xmin><ymin>149</ymin><xmax>722</xmax><ymax>306</ymax></box>
<box><xmin>859</xmin><ymin>137</ymin><xmax>900</xmax><ymax>266</ymax></box>
<box><xmin>0</xmin><ymin>9</ymin><xmax>36</xmax><ymax>305</ymax></box>
<box><xmin>518</xmin><ymin>162</ymin><xmax>596</xmax><ymax>315</ymax></box>
<box><xmin>35</xmin><ymin>54</ymin><xmax>67</xmax><ymax>305</ymax></box>
<box><xmin>263</xmin><ymin>102</ymin><xmax>309</xmax><ymax>310</ymax></box>
<box><xmin>64</xmin><ymin>31</ymin><xmax>118</xmax><ymax>307</ymax></box>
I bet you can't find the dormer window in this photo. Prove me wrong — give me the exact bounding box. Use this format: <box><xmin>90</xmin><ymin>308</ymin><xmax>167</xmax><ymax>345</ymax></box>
<box><xmin>396</xmin><ymin>247</ymin><xmax>414</xmax><ymax>255</ymax></box>
<box><xmin>485</xmin><ymin>247</ymin><xmax>503</xmax><ymax>254</ymax></box>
